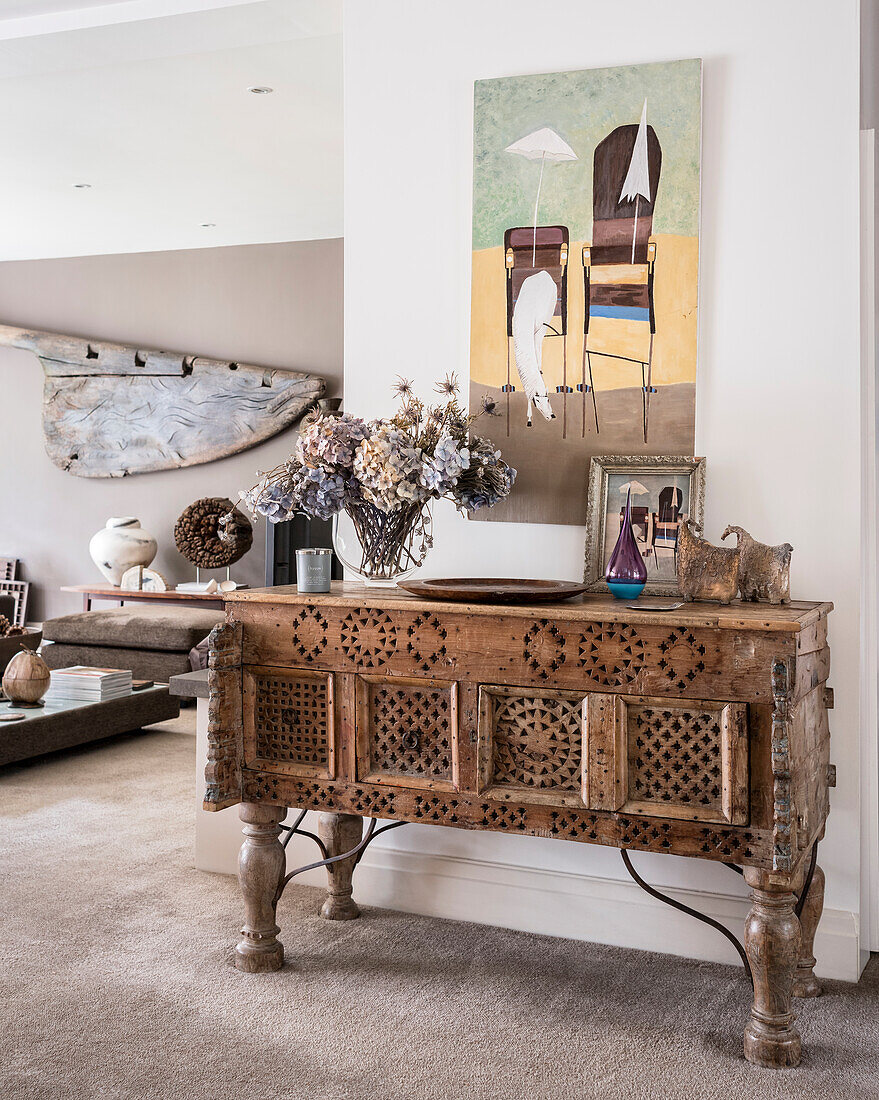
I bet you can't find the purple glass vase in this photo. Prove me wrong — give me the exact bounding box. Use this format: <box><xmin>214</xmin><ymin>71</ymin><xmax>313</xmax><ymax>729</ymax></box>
<box><xmin>605</xmin><ymin>488</ymin><xmax>647</xmax><ymax>600</ymax></box>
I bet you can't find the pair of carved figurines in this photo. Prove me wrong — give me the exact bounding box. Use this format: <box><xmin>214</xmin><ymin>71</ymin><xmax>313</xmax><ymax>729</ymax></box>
<box><xmin>677</xmin><ymin>522</ymin><xmax>793</xmax><ymax>605</ymax></box>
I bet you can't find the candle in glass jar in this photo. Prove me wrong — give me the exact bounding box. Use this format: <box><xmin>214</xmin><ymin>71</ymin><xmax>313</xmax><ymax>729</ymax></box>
<box><xmin>296</xmin><ymin>548</ymin><xmax>333</xmax><ymax>593</ymax></box>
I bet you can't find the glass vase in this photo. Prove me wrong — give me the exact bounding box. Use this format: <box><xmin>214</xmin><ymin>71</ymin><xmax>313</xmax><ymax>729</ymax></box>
<box><xmin>332</xmin><ymin>498</ymin><xmax>432</xmax><ymax>587</ymax></box>
<box><xmin>605</xmin><ymin>488</ymin><xmax>647</xmax><ymax>600</ymax></box>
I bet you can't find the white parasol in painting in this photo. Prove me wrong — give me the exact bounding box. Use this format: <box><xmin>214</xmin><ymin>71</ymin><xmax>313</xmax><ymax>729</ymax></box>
<box><xmin>619</xmin><ymin>99</ymin><xmax>651</xmax><ymax>263</ymax></box>
<box><xmin>506</xmin><ymin>127</ymin><xmax>577</xmax><ymax>265</ymax></box>
<box><xmin>619</xmin><ymin>480</ymin><xmax>649</xmax><ymax>496</ymax></box>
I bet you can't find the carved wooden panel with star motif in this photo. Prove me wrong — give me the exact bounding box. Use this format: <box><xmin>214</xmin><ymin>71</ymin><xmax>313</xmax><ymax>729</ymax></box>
<box><xmin>225</xmin><ymin>587</ymin><xmax>833</xmax><ymax>874</ymax></box>
<box><xmin>477</xmin><ymin>685</ymin><xmax>588</xmax><ymax>808</ymax></box>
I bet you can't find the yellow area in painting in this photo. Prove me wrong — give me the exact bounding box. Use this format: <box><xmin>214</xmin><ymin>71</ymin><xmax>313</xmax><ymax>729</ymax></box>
<box><xmin>469</xmin><ymin>234</ymin><xmax>698</xmax><ymax>392</ymax></box>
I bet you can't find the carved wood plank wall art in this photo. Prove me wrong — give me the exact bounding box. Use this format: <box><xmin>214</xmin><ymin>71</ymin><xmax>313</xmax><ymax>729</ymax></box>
<box><xmin>207</xmin><ymin>586</ymin><xmax>834</xmax><ymax>1069</ymax></box>
<box><xmin>0</xmin><ymin>323</ymin><xmax>325</xmax><ymax>477</ymax></box>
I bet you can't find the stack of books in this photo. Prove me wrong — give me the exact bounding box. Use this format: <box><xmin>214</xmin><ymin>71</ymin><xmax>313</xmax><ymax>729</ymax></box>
<box><xmin>45</xmin><ymin>666</ymin><xmax>133</xmax><ymax>703</ymax></box>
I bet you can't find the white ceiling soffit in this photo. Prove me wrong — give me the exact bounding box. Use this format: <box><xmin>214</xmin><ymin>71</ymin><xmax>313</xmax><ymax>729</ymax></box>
<box><xmin>0</xmin><ymin>0</ymin><xmax>342</xmax><ymax>260</ymax></box>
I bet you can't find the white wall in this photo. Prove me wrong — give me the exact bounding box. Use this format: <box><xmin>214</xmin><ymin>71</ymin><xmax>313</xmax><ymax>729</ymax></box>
<box><xmin>340</xmin><ymin>0</ymin><xmax>864</xmax><ymax>978</ymax></box>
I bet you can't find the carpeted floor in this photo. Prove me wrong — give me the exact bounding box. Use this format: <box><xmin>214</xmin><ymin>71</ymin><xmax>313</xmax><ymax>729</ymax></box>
<box><xmin>1</xmin><ymin>714</ymin><xmax>878</xmax><ymax>1100</ymax></box>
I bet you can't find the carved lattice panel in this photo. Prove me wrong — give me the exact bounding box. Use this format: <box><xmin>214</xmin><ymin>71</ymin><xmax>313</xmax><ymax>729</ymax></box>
<box><xmin>479</xmin><ymin>685</ymin><xmax>587</xmax><ymax>807</ymax></box>
<box><xmin>245</xmin><ymin>668</ymin><xmax>333</xmax><ymax>778</ymax></box>
<box><xmin>621</xmin><ymin>696</ymin><xmax>748</xmax><ymax>825</ymax></box>
<box><xmin>356</xmin><ymin>676</ymin><xmax>457</xmax><ymax>789</ymax></box>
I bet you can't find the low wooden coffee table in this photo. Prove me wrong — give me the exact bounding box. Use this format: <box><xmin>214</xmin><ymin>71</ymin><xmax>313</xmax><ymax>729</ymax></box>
<box><xmin>61</xmin><ymin>584</ymin><xmax>225</xmax><ymax>612</ymax></box>
<box><xmin>0</xmin><ymin>686</ymin><xmax>180</xmax><ymax>766</ymax></box>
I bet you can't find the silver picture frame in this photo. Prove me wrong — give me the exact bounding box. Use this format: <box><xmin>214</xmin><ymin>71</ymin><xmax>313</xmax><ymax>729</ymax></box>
<box><xmin>584</xmin><ymin>455</ymin><xmax>706</xmax><ymax>597</ymax></box>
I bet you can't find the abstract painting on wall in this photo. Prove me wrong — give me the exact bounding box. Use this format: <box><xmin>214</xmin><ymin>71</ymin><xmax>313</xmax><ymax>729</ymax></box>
<box><xmin>468</xmin><ymin>59</ymin><xmax>702</xmax><ymax>525</ymax></box>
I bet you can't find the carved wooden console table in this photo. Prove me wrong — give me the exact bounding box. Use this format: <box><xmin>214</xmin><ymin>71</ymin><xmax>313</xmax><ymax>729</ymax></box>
<box><xmin>205</xmin><ymin>584</ymin><xmax>833</xmax><ymax>1069</ymax></box>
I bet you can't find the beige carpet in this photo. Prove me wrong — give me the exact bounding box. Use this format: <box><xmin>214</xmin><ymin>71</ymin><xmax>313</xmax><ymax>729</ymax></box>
<box><xmin>1</xmin><ymin>715</ymin><xmax>877</xmax><ymax>1100</ymax></box>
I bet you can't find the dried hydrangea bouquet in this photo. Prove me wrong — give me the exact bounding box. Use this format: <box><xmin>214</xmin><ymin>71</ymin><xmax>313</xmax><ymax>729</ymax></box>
<box><xmin>239</xmin><ymin>375</ymin><xmax>516</xmax><ymax>586</ymax></box>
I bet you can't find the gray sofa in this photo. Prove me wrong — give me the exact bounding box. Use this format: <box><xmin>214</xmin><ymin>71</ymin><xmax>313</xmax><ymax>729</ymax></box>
<box><xmin>41</xmin><ymin>605</ymin><xmax>225</xmax><ymax>682</ymax></box>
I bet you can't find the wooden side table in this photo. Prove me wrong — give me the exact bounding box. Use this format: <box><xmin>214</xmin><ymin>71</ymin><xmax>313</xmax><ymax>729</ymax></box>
<box><xmin>205</xmin><ymin>584</ymin><xmax>834</xmax><ymax>1069</ymax></box>
<box><xmin>62</xmin><ymin>584</ymin><xmax>226</xmax><ymax>612</ymax></box>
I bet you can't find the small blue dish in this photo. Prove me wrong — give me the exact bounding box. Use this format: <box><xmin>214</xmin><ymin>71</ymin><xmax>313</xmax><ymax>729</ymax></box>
<box><xmin>607</xmin><ymin>580</ymin><xmax>645</xmax><ymax>601</ymax></box>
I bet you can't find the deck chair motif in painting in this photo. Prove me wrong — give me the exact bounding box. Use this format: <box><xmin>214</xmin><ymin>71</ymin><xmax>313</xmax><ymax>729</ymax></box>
<box><xmin>503</xmin><ymin>225</ymin><xmax>571</xmax><ymax>436</ymax></box>
<box><xmin>649</xmin><ymin>485</ymin><xmax>684</xmax><ymax>567</ymax></box>
<box><xmin>581</xmin><ymin>103</ymin><xmax>662</xmax><ymax>442</ymax></box>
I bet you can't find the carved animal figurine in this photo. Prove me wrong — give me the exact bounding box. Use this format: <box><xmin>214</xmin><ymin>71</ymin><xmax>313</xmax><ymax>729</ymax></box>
<box><xmin>676</xmin><ymin>518</ymin><xmax>740</xmax><ymax>604</ymax></box>
<box><xmin>721</xmin><ymin>525</ymin><xmax>793</xmax><ymax>604</ymax></box>
<box><xmin>511</xmin><ymin>271</ymin><xmax>557</xmax><ymax>426</ymax></box>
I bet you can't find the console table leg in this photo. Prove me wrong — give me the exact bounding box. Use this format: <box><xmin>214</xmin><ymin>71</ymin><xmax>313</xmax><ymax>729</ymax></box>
<box><xmin>743</xmin><ymin>867</ymin><xmax>802</xmax><ymax>1067</ymax></box>
<box><xmin>318</xmin><ymin>812</ymin><xmax>363</xmax><ymax>921</ymax></box>
<box><xmin>793</xmin><ymin>862</ymin><xmax>825</xmax><ymax>998</ymax></box>
<box><xmin>235</xmin><ymin>802</ymin><xmax>288</xmax><ymax>973</ymax></box>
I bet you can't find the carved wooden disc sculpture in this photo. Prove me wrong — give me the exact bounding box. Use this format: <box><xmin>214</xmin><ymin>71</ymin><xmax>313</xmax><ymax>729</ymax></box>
<box><xmin>174</xmin><ymin>497</ymin><xmax>253</xmax><ymax>569</ymax></box>
<box><xmin>0</xmin><ymin>323</ymin><xmax>324</xmax><ymax>477</ymax></box>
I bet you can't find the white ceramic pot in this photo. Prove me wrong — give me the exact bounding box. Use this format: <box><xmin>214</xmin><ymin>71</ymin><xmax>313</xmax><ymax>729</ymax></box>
<box><xmin>88</xmin><ymin>517</ymin><xmax>158</xmax><ymax>586</ymax></box>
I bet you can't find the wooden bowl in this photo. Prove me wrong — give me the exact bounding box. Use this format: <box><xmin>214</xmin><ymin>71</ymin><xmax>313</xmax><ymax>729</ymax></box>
<box><xmin>398</xmin><ymin>578</ymin><xmax>589</xmax><ymax>604</ymax></box>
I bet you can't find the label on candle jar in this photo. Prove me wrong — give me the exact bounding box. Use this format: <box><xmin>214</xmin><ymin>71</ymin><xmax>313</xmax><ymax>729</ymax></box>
<box><xmin>296</xmin><ymin>550</ymin><xmax>332</xmax><ymax>593</ymax></box>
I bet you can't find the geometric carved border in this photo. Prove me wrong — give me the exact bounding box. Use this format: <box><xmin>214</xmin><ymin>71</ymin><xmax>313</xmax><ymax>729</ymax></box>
<box><xmin>656</xmin><ymin>629</ymin><xmax>714</xmax><ymax>693</ymax></box>
<box><xmin>341</xmin><ymin>607</ymin><xmax>397</xmax><ymax>668</ymax></box>
<box><xmin>241</xmin><ymin>771</ymin><xmax>770</xmax><ymax>867</ymax></box>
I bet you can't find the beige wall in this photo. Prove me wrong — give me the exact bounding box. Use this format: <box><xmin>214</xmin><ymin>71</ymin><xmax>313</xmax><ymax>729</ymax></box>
<box><xmin>0</xmin><ymin>238</ymin><xmax>343</xmax><ymax>621</ymax></box>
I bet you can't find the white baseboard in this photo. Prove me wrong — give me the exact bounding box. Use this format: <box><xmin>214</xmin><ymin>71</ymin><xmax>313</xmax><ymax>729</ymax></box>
<box><xmin>293</xmin><ymin>845</ymin><xmax>862</xmax><ymax>983</ymax></box>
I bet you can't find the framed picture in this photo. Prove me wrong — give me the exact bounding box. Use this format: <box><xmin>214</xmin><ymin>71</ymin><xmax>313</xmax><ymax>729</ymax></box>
<box><xmin>468</xmin><ymin>58</ymin><xmax>703</xmax><ymax>526</ymax></box>
<box><xmin>584</xmin><ymin>455</ymin><xmax>705</xmax><ymax>596</ymax></box>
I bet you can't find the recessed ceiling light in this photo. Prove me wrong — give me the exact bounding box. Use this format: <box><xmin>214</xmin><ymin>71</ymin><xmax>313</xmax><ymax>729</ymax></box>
<box><xmin>200</xmin><ymin>223</ymin><xmax>216</xmax><ymax>228</ymax></box>
<box><xmin>73</xmin><ymin>183</ymin><xmax>91</xmax><ymax>189</ymax></box>
<box><xmin>247</xmin><ymin>86</ymin><xmax>273</xmax><ymax>94</ymax></box>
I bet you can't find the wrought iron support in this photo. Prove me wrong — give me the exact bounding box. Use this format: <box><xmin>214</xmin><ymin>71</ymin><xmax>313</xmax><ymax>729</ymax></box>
<box><xmin>279</xmin><ymin>808</ymin><xmax>329</xmax><ymax>858</ymax></box>
<box><xmin>276</xmin><ymin>817</ymin><xmax>407</xmax><ymax>902</ymax></box>
<box><xmin>620</xmin><ymin>848</ymin><xmax>753</xmax><ymax>988</ymax></box>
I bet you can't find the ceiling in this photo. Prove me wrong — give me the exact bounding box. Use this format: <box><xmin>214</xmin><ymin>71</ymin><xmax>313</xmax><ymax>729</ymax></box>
<box><xmin>0</xmin><ymin>0</ymin><xmax>342</xmax><ymax>259</ymax></box>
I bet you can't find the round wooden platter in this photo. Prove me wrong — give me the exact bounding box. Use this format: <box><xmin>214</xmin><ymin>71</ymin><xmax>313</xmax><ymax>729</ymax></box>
<box><xmin>398</xmin><ymin>578</ymin><xmax>588</xmax><ymax>604</ymax></box>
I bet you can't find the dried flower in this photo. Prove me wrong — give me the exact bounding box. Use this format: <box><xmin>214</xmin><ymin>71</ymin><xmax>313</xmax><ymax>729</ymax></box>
<box><xmin>434</xmin><ymin>371</ymin><xmax>459</xmax><ymax>396</ymax></box>
<box><xmin>480</xmin><ymin>393</ymin><xmax>500</xmax><ymax>417</ymax></box>
<box><xmin>353</xmin><ymin>425</ymin><xmax>427</xmax><ymax>512</ymax></box>
<box><xmin>297</xmin><ymin>413</ymin><xmax>369</xmax><ymax>470</ymax></box>
<box><xmin>393</xmin><ymin>376</ymin><xmax>415</xmax><ymax>399</ymax></box>
<box><xmin>452</xmin><ymin>435</ymin><xmax>517</xmax><ymax>512</ymax></box>
<box><xmin>238</xmin><ymin>380</ymin><xmax>515</xmax><ymax>526</ymax></box>
<box><xmin>291</xmin><ymin>465</ymin><xmax>346</xmax><ymax>520</ymax></box>
<box><xmin>421</xmin><ymin>434</ymin><xmax>469</xmax><ymax>494</ymax></box>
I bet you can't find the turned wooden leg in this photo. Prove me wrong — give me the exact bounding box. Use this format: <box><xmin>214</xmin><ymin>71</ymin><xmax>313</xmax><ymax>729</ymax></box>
<box><xmin>318</xmin><ymin>811</ymin><xmax>363</xmax><ymax>921</ymax></box>
<box><xmin>792</xmin><ymin>861</ymin><xmax>825</xmax><ymax>998</ymax></box>
<box><xmin>235</xmin><ymin>802</ymin><xmax>288</xmax><ymax>973</ymax></box>
<box><xmin>743</xmin><ymin>867</ymin><xmax>802</xmax><ymax>1068</ymax></box>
